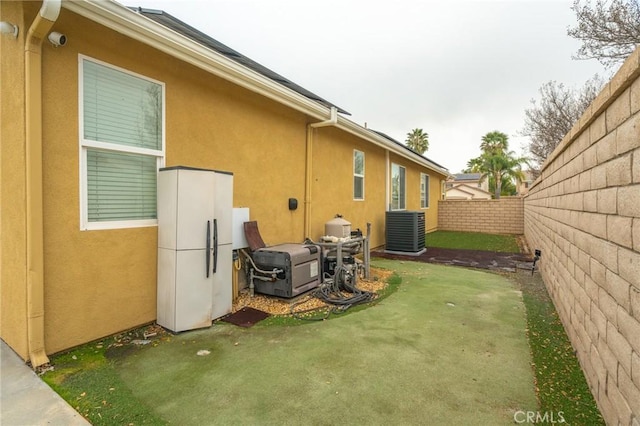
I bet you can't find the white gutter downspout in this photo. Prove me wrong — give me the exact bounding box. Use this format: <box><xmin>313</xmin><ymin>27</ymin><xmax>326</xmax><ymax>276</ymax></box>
<box><xmin>25</xmin><ymin>0</ymin><xmax>61</xmax><ymax>367</ymax></box>
<box><xmin>304</xmin><ymin>107</ymin><xmax>338</xmax><ymax>239</ymax></box>
<box><xmin>385</xmin><ymin>151</ymin><xmax>390</xmax><ymax>211</ymax></box>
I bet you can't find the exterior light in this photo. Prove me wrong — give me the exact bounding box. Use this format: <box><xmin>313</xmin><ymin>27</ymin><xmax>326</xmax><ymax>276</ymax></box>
<box><xmin>47</xmin><ymin>31</ymin><xmax>66</xmax><ymax>47</ymax></box>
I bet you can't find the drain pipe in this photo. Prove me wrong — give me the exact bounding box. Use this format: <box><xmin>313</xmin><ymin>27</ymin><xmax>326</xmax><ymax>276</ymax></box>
<box><xmin>304</xmin><ymin>107</ymin><xmax>338</xmax><ymax>239</ymax></box>
<box><xmin>25</xmin><ymin>0</ymin><xmax>61</xmax><ymax>367</ymax></box>
<box><xmin>385</xmin><ymin>151</ymin><xmax>390</xmax><ymax>210</ymax></box>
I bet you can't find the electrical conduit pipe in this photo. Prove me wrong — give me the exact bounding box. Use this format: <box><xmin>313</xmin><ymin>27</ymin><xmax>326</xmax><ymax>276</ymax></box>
<box><xmin>304</xmin><ymin>107</ymin><xmax>338</xmax><ymax>239</ymax></box>
<box><xmin>25</xmin><ymin>0</ymin><xmax>61</xmax><ymax>367</ymax></box>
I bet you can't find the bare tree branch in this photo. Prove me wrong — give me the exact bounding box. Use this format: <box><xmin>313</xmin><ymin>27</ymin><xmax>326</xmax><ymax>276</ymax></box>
<box><xmin>521</xmin><ymin>76</ymin><xmax>604</xmax><ymax>171</ymax></box>
<box><xmin>568</xmin><ymin>0</ymin><xmax>640</xmax><ymax>68</ymax></box>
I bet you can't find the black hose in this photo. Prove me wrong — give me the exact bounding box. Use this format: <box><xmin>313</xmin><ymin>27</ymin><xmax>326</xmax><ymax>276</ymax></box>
<box><xmin>290</xmin><ymin>265</ymin><xmax>376</xmax><ymax>321</ymax></box>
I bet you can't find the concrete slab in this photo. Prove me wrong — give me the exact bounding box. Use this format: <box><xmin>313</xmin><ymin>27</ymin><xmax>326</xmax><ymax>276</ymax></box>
<box><xmin>1</xmin><ymin>340</ymin><xmax>90</xmax><ymax>426</ymax></box>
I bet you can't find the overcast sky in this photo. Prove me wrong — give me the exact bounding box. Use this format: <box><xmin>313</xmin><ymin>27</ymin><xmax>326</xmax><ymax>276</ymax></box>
<box><xmin>126</xmin><ymin>0</ymin><xmax>607</xmax><ymax>173</ymax></box>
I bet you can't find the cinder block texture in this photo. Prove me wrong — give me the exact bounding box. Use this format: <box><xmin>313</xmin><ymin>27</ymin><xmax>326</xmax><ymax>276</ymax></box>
<box><xmin>437</xmin><ymin>198</ymin><xmax>524</xmax><ymax>235</ymax></box>
<box><xmin>524</xmin><ymin>48</ymin><xmax>640</xmax><ymax>424</ymax></box>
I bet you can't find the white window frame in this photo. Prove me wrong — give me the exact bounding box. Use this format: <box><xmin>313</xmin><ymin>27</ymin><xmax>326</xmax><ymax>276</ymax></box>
<box><xmin>391</xmin><ymin>163</ymin><xmax>406</xmax><ymax>211</ymax></box>
<box><xmin>353</xmin><ymin>149</ymin><xmax>365</xmax><ymax>201</ymax></box>
<box><xmin>420</xmin><ymin>173</ymin><xmax>430</xmax><ymax>209</ymax></box>
<box><xmin>78</xmin><ymin>55</ymin><xmax>165</xmax><ymax>231</ymax></box>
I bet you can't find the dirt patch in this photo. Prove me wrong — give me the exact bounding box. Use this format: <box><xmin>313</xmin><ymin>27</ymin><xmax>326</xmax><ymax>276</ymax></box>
<box><xmin>373</xmin><ymin>247</ymin><xmax>533</xmax><ymax>272</ymax></box>
<box><xmin>104</xmin><ymin>324</ymin><xmax>167</xmax><ymax>360</ymax></box>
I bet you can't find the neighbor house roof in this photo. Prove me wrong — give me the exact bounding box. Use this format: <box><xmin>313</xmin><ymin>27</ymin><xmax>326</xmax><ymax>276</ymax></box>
<box><xmin>62</xmin><ymin>0</ymin><xmax>452</xmax><ymax>177</ymax></box>
<box><xmin>445</xmin><ymin>183</ymin><xmax>492</xmax><ymax>199</ymax></box>
<box><xmin>453</xmin><ymin>173</ymin><xmax>482</xmax><ymax>181</ymax></box>
<box><xmin>449</xmin><ymin>183</ymin><xmax>492</xmax><ymax>196</ymax></box>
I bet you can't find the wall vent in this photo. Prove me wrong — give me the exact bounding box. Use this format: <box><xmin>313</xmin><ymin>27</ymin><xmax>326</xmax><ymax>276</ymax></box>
<box><xmin>385</xmin><ymin>211</ymin><xmax>426</xmax><ymax>254</ymax></box>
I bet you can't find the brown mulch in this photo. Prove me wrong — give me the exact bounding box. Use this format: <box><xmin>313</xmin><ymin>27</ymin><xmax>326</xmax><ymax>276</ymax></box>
<box><xmin>231</xmin><ymin>267</ymin><xmax>392</xmax><ymax>316</ymax></box>
<box><xmin>373</xmin><ymin>247</ymin><xmax>534</xmax><ymax>272</ymax></box>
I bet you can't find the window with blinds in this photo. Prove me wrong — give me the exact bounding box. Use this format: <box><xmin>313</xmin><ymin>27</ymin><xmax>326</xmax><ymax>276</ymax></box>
<box><xmin>353</xmin><ymin>150</ymin><xmax>364</xmax><ymax>200</ymax></box>
<box><xmin>80</xmin><ymin>57</ymin><xmax>164</xmax><ymax>230</ymax></box>
<box><xmin>391</xmin><ymin>163</ymin><xmax>406</xmax><ymax>210</ymax></box>
<box><xmin>420</xmin><ymin>173</ymin><xmax>430</xmax><ymax>208</ymax></box>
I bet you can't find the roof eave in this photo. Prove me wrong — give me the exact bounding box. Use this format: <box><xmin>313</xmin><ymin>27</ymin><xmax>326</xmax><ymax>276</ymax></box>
<box><xmin>63</xmin><ymin>0</ymin><xmax>453</xmax><ymax>177</ymax></box>
<box><xmin>336</xmin><ymin>117</ymin><xmax>453</xmax><ymax>178</ymax></box>
<box><xmin>63</xmin><ymin>0</ymin><xmax>330</xmax><ymax>120</ymax></box>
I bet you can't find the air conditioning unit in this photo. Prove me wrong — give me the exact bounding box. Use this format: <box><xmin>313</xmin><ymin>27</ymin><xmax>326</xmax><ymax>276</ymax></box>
<box><xmin>385</xmin><ymin>211</ymin><xmax>426</xmax><ymax>255</ymax></box>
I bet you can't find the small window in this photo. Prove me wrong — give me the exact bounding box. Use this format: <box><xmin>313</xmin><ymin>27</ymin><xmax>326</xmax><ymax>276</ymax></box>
<box><xmin>420</xmin><ymin>173</ymin><xmax>430</xmax><ymax>208</ymax></box>
<box><xmin>354</xmin><ymin>150</ymin><xmax>364</xmax><ymax>200</ymax></box>
<box><xmin>391</xmin><ymin>163</ymin><xmax>406</xmax><ymax>210</ymax></box>
<box><xmin>79</xmin><ymin>56</ymin><xmax>165</xmax><ymax>230</ymax></box>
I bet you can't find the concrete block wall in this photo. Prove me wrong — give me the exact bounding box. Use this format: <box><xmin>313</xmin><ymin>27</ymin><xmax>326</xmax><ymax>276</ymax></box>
<box><xmin>438</xmin><ymin>197</ymin><xmax>524</xmax><ymax>234</ymax></box>
<box><xmin>524</xmin><ymin>48</ymin><xmax>640</xmax><ymax>425</ymax></box>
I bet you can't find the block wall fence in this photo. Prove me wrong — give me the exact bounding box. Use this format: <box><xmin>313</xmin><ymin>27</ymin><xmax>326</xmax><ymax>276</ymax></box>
<box><xmin>524</xmin><ymin>48</ymin><xmax>640</xmax><ymax>425</ymax></box>
<box><xmin>438</xmin><ymin>197</ymin><xmax>524</xmax><ymax>235</ymax></box>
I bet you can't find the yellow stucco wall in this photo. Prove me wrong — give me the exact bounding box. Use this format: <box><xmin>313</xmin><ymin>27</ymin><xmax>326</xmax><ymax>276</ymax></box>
<box><xmin>2</xmin><ymin>4</ymin><xmax>449</xmax><ymax>356</ymax></box>
<box><xmin>311</xmin><ymin>129</ymin><xmax>447</xmax><ymax>246</ymax></box>
<box><xmin>37</xmin><ymin>7</ymin><xmax>316</xmax><ymax>353</ymax></box>
<box><xmin>0</xmin><ymin>0</ymin><xmax>29</xmax><ymax>358</ymax></box>
<box><xmin>388</xmin><ymin>152</ymin><xmax>445</xmax><ymax>233</ymax></box>
<box><xmin>311</xmin><ymin>128</ymin><xmax>387</xmax><ymax>246</ymax></box>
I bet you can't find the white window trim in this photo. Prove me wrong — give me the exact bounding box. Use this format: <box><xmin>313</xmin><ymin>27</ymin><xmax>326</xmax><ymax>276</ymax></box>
<box><xmin>420</xmin><ymin>173</ymin><xmax>430</xmax><ymax>209</ymax></box>
<box><xmin>391</xmin><ymin>163</ymin><xmax>406</xmax><ymax>211</ymax></box>
<box><xmin>353</xmin><ymin>149</ymin><xmax>365</xmax><ymax>201</ymax></box>
<box><xmin>78</xmin><ymin>55</ymin><xmax>166</xmax><ymax>231</ymax></box>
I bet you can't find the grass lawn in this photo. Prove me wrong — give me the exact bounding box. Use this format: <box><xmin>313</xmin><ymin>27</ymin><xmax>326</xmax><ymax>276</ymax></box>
<box><xmin>43</xmin><ymin>260</ymin><xmax>537</xmax><ymax>425</ymax></box>
<box><xmin>427</xmin><ymin>230</ymin><xmax>520</xmax><ymax>253</ymax></box>
<box><xmin>41</xmin><ymin>250</ymin><xmax>603</xmax><ymax>425</ymax></box>
<box><xmin>511</xmin><ymin>270</ymin><xmax>604</xmax><ymax>425</ymax></box>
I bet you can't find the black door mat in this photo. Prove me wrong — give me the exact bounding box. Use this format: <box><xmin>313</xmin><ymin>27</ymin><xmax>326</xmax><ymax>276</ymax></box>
<box><xmin>221</xmin><ymin>307</ymin><xmax>270</xmax><ymax>328</ymax></box>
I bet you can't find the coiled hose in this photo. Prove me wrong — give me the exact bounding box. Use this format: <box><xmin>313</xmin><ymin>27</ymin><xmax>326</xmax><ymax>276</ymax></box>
<box><xmin>290</xmin><ymin>264</ymin><xmax>376</xmax><ymax>321</ymax></box>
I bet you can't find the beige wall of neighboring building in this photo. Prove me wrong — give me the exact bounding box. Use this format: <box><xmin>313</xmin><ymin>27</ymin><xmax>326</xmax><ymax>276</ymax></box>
<box><xmin>524</xmin><ymin>48</ymin><xmax>640</xmax><ymax>425</ymax></box>
<box><xmin>1</xmin><ymin>2</ymin><xmax>449</xmax><ymax>358</ymax></box>
<box><xmin>445</xmin><ymin>184</ymin><xmax>492</xmax><ymax>200</ymax></box>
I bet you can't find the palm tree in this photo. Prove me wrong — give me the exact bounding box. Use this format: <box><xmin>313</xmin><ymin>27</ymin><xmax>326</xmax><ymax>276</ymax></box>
<box><xmin>405</xmin><ymin>128</ymin><xmax>429</xmax><ymax>154</ymax></box>
<box><xmin>480</xmin><ymin>130</ymin><xmax>509</xmax><ymax>154</ymax></box>
<box><xmin>467</xmin><ymin>131</ymin><xmax>528</xmax><ymax>199</ymax></box>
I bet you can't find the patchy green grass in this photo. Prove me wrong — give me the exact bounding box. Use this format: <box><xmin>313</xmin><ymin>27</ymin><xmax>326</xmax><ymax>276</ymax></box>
<box><xmin>41</xmin><ymin>330</ymin><xmax>167</xmax><ymax>425</ymax></box>
<box><xmin>41</xmin><ymin>260</ymin><xmax>603</xmax><ymax>425</ymax></box>
<box><xmin>509</xmin><ymin>270</ymin><xmax>604</xmax><ymax>425</ymax></box>
<box><xmin>41</xmin><ymin>271</ymin><xmax>404</xmax><ymax>424</ymax></box>
<box><xmin>428</xmin><ymin>230</ymin><xmax>521</xmax><ymax>253</ymax></box>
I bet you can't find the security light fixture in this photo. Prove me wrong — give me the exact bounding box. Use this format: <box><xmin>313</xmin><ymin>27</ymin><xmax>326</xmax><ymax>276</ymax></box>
<box><xmin>47</xmin><ymin>31</ymin><xmax>66</xmax><ymax>47</ymax></box>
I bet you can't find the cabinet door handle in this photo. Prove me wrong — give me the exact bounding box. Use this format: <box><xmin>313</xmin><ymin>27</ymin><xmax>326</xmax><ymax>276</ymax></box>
<box><xmin>206</xmin><ymin>220</ymin><xmax>211</xmax><ymax>278</ymax></box>
<box><xmin>213</xmin><ymin>218</ymin><xmax>218</xmax><ymax>273</ymax></box>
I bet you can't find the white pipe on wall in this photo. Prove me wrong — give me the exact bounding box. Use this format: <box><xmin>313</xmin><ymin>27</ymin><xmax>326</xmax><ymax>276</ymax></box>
<box><xmin>25</xmin><ymin>0</ymin><xmax>61</xmax><ymax>367</ymax></box>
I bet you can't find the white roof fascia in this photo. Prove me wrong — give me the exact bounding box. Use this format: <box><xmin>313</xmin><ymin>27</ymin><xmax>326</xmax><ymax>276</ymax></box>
<box><xmin>63</xmin><ymin>0</ymin><xmax>329</xmax><ymax>121</ymax></box>
<box><xmin>63</xmin><ymin>0</ymin><xmax>452</xmax><ymax>177</ymax></box>
<box><xmin>336</xmin><ymin>116</ymin><xmax>452</xmax><ymax>178</ymax></box>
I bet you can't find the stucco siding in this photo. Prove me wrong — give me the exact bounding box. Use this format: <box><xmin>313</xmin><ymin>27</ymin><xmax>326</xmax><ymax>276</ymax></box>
<box><xmin>311</xmin><ymin>127</ymin><xmax>387</xmax><ymax>246</ymax></box>
<box><xmin>387</xmin><ymin>153</ymin><xmax>444</xmax><ymax>233</ymax></box>
<box><xmin>0</xmin><ymin>0</ymin><xmax>30</xmax><ymax>358</ymax></box>
<box><xmin>2</xmin><ymin>3</ymin><xmax>450</xmax><ymax>356</ymax></box>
